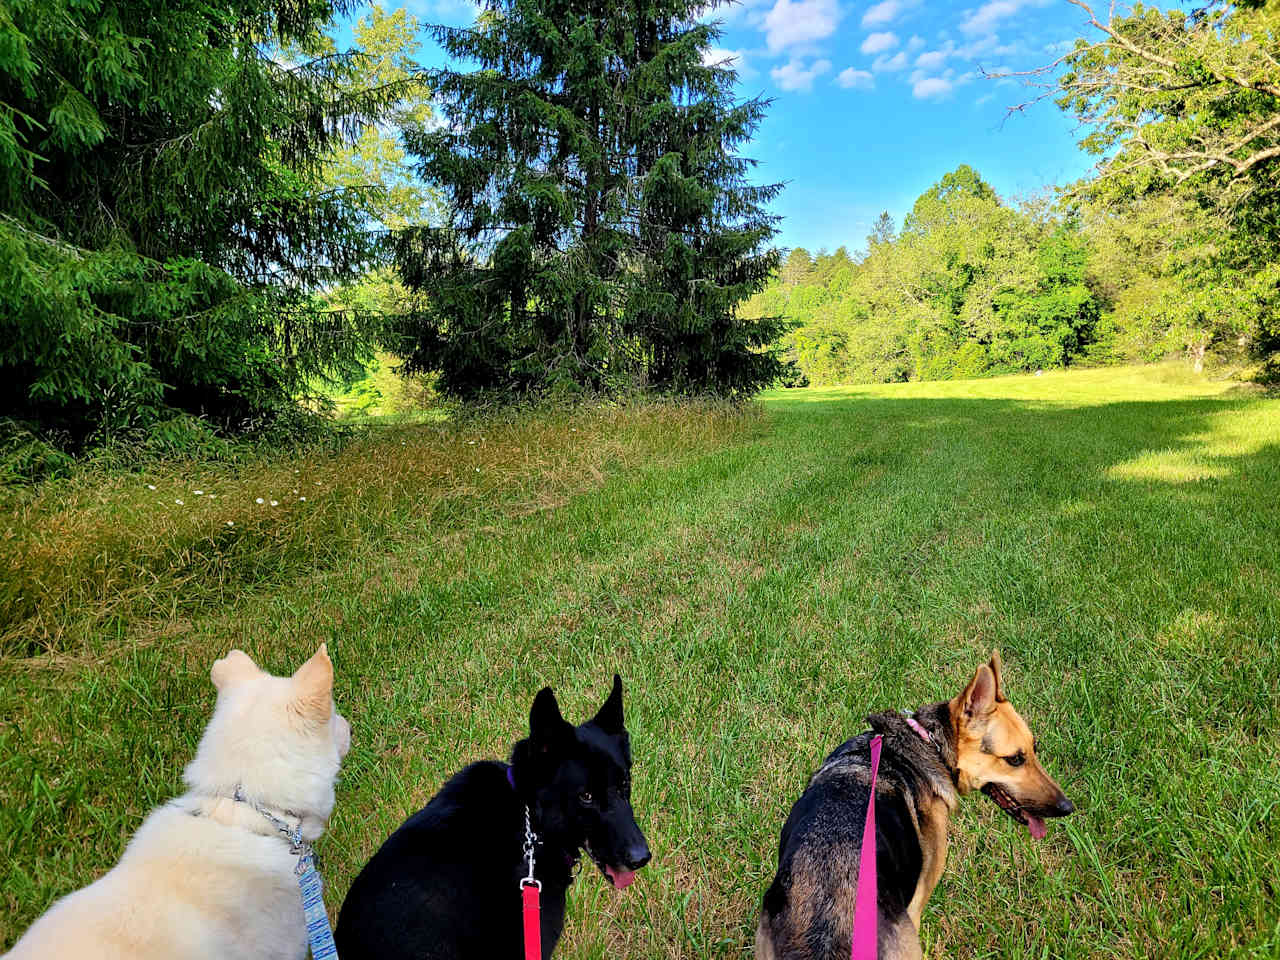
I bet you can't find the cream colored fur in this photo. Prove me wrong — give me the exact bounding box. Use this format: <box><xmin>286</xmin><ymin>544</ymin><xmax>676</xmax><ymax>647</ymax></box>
<box><xmin>5</xmin><ymin>645</ymin><xmax>351</xmax><ymax>960</ymax></box>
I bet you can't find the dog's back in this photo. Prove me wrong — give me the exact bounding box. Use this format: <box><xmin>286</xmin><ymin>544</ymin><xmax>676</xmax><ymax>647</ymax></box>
<box><xmin>756</xmin><ymin>731</ymin><xmax>941</xmax><ymax>960</ymax></box>
<box><xmin>335</xmin><ymin>761</ymin><xmax>544</xmax><ymax>960</ymax></box>
<box><xmin>6</xmin><ymin>804</ymin><xmax>308</xmax><ymax>960</ymax></box>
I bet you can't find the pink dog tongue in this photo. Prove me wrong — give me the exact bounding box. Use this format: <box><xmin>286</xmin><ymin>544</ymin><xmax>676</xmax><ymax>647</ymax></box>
<box><xmin>1026</xmin><ymin>815</ymin><xmax>1047</xmax><ymax>840</ymax></box>
<box><xmin>605</xmin><ymin>866</ymin><xmax>636</xmax><ymax>890</ymax></box>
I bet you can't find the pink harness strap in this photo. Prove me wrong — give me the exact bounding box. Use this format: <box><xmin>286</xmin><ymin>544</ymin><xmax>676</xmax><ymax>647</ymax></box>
<box><xmin>850</xmin><ymin>734</ymin><xmax>883</xmax><ymax>960</ymax></box>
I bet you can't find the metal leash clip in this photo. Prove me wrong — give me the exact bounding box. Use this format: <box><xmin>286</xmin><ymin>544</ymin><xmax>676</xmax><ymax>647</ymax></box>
<box><xmin>521</xmin><ymin>805</ymin><xmax>541</xmax><ymax>891</ymax></box>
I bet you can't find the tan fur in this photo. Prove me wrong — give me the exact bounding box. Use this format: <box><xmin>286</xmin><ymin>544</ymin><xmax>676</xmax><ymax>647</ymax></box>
<box><xmin>905</xmin><ymin>791</ymin><xmax>949</xmax><ymax>930</ymax></box>
<box><xmin>754</xmin><ymin>916</ymin><xmax>779</xmax><ymax>960</ymax></box>
<box><xmin>949</xmin><ymin>653</ymin><xmax>1068</xmax><ymax>811</ymax></box>
<box><xmin>756</xmin><ymin>650</ymin><xmax>1072</xmax><ymax>960</ymax></box>
<box><xmin>5</xmin><ymin>646</ymin><xmax>351</xmax><ymax>960</ymax></box>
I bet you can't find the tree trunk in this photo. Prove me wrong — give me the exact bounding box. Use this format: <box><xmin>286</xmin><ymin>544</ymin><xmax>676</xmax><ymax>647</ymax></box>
<box><xmin>1191</xmin><ymin>341</ymin><xmax>1206</xmax><ymax>373</ymax></box>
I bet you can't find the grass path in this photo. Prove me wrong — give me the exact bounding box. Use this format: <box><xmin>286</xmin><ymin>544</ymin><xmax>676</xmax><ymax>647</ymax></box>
<box><xmin>3</xmin><ymin>366</ymin><xmax>1278</xmax><ymax>957</ymax></box>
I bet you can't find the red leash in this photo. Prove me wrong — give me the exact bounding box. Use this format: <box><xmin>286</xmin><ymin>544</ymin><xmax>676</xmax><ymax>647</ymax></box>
<box><xmin>521</xmin><ymin>879</ymin><xmax>541</xmax><ymax>960</ymax></box>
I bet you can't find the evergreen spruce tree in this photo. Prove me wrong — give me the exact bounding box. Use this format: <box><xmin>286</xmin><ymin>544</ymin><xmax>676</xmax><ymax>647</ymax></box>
<box><xmin>394</xmin><ymin>0</ymin><xmax>786</xmax><ymax>398</ymax></box>
<box><xmin>0</xmin><ymin>0</ymin><xmax>403</xmax><ymax>446</ymax></box>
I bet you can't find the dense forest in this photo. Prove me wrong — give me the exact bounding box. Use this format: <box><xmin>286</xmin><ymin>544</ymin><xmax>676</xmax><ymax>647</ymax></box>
<box><xmin>1</xmin><ymin>0</ymin><xmax>1277</xmax><ymax>467</ymax></box>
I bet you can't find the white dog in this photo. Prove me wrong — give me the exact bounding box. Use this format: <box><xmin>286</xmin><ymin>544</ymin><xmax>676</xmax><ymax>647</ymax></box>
<box><xmin>5</xmin><ymin>645</ymin><xmax>351</xmax><ymax>959</ymax></box>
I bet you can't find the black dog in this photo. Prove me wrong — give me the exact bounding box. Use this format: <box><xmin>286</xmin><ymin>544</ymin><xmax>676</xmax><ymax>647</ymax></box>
<box><xmin>334</xmin><ymin>675</ymin><xmax>651</xmax><ymax>960</ymax></box>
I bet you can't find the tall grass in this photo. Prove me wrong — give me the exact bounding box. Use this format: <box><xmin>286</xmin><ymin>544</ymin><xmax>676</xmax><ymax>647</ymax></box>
<box><xmin>1</xmin><ymin>400</ymin><xmax>761</xmax><ymax>656</ymax></box>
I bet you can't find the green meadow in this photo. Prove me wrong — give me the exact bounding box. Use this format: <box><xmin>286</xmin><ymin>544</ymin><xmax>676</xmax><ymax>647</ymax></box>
<box><xmin>2</xmin><ymin>364</ymin><xmax>1278</xmax><ymax>958</ymax></box>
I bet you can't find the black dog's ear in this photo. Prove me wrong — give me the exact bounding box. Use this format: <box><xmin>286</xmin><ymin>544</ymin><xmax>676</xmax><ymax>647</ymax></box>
<box><xmin>591</xmin><ymin>673</ymin><xmax>625</xmax><ymax>734</ymax></box>
<box><xmin>530</xmin><ymin>686</ymin><xmax>573</xmax><ymax>748</ymax></box>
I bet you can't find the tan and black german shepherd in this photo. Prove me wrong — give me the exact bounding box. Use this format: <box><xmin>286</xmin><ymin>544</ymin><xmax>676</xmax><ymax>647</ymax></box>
<box><xmin>756</xmin><ymin>652</ymin><xmax>1074</xmax><ymax>960</ymax></box>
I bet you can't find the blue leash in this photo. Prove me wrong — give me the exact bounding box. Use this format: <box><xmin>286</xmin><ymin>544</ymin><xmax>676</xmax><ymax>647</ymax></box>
<box><xmin>230</xmin><ymin>786</ymin><xmax>340</xmax><ymax>960</ymax></box>
<box><xmin>296</xmin><ymin>848</ymin><xmax>339</xmax><ymax>960</ymax></box>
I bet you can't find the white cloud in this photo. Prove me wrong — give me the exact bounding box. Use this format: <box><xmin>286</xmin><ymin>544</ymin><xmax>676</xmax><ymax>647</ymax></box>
<box><xmin>975</xmin><ymin>92</ymin><xmax>996</xmax><ymax>106</ymax></box>
<box><xmin>763</xmin><ymin>0</ymin><xmax>842</xmax><ymax>53</ymax></box>
<box><xmin>912</xmin><ymin>75</ymin><xmax>954</xmax><ymax>98</ymax></box>
<box><xmin>914</xmin><ymin>47</ymin><xmax>951</xmax><ymax>71</ymax></box>
<box><xmin>861</xmin><ymin>0</ymin><xmax>900</xmax><ymax>26</ymax></box>
<box><xmin>872</xmin><ymin>50</ymin><xmax>909</xmax><ymax>72</ymax></box>
<box><xmin>702</xmin><ymin>47</ymin><xmax>756</xmax><ymax>78</ymax></box>
<box><xmin>837</xmin><ymin>67</ymin><xmax>875</xmax><ymax>89</ymax></box>
<box><xmin>860</xmin><ymin>31</ymin><xmax>899</xmax><ymax>54</ymax></box>
<box><xmin>906</xmin><ymin>34</ymin><xmax>925</xmax><ymax>52</ymax></box>
<box><xmin>959</xmin><ymin>0</ymin><xmax>1050</xmax><ymax>37</ymax></box>
<box><xmin>771</xmin><ymin>57</ymin><xmax>833</xmax><ymax>91</ymax></box>
<box><xmin>861</xmin><ymin>0</ymin><xmax>921</xmax><ymax>27</ymax></box>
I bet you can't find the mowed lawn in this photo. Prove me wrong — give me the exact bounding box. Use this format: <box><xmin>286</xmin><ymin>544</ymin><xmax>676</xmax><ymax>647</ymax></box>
<box><xmin>2</xmin><ymin>365</ymin><xmax>1278</xmax><ymax>958</ymax></box>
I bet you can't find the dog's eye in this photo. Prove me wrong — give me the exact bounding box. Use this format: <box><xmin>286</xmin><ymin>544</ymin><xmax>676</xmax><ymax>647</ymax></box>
<box><xmin>578</xmin><ymin>791</ymin><xmax>593</xmax><ymax>806</ymax></box>
<box><xmin>1005</xmin><ymin>752</ymin><xmax>1026</xmax><ymax>767</ymax></box>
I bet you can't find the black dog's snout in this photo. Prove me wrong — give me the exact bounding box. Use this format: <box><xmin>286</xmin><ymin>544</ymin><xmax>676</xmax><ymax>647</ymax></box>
<box><xmin>624</xmin><ymin>842</ymin><xmax>652</xmax><ymax>870</ymax></box>
<box><xmin>1053</xmin><ymin>796</ymin><xmax>1075</xmax><ymax>816</ymax></box>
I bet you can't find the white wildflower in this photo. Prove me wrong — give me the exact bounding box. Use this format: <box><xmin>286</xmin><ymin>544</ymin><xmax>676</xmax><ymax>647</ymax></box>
<box><xmin>299</xmin><ymin>496</ymin><xmax>307</xmax><ymax>502</ymax></box>
<box><xmin>194</xmin><ymin>490</ymin><xmax>203</xmax><ymax>496</ymax></box>
<box><xmin>175</xmin><ymin>499</ymin><xmax>184</xmax><ymax>505</ymax></box>
<box><xmin>270</xmin><ymin>500</ymin><xmax>279</xmax><ymax>506</ymax></box>
<box><xmin>147</xmin><ymin>484</ymin><xmax>156</xmax><ymax>490</ymax></box>
<box><xmin>226</xmin><ymin>521</ymin><xmax>235</xmax><ymax>527</ymax></box>
<box><xmin>256</xmin><ymin>497</ymin><xmax>265</xmax><ymax>504</ymax></box>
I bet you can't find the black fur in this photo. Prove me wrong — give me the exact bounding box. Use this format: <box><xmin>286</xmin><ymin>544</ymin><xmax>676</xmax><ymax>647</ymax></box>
<box><xmin>334</xmin><ymin>676</ymin><xmax>650</xmax><ymax>960</ymax></box>
<box><xmin>758</xmin><ymin>705</ymin><xmax>957</xmax><ymax>959</ymax></box>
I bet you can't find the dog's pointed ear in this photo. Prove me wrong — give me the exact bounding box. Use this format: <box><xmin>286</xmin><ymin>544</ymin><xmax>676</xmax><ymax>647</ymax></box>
<box><xmin>211</xmin><ymin>650</ymin><xmax>260</xmax><ymax>691</ymax></box>
<box><xmin>960</xmin><ymin>660</ymin><xmax>998</xmax><ymax>719</ymax></box>
<box><xmin>530</xmin><ymin>686</ymin><xmax>573</xmax><ymax>749</ymax></box>
<box><xmin>591</xmin><ymin>674</ymin><xmax>624</xmax><ymax>734</ymax></box>
<box><xmin>291</xmin><ymin>644</ymin><xmax>334</xmax><ymax>721</ymax></box>
<box><xmin>988</xmin><ymin>650</ymin><xmax>1007</xmax><ymax>702</ymax></box>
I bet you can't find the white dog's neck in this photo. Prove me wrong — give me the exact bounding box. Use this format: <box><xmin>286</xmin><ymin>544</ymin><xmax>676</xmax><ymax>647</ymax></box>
<box><xmin>175</xmin><ymin>789</ymin><xmax>313</xmax><ymax>846</ymax></box>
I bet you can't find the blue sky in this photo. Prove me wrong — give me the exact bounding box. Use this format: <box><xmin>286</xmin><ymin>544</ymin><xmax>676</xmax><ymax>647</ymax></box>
<box><xmin>341</xmin><ymin>0</ymin><xmax>1129</xmax><ymax>252</ymax></box>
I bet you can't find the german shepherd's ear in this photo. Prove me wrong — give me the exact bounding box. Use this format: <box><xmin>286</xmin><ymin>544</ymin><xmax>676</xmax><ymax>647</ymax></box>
<box><xmin>959</xmin><ymin>659</ymin><xmax>999</xmax><ymax>719</ymax></box>
<box><xmin>988</xmin><ymin>649</ymin><xmax>1007</xmax><ymax>702</ymax></box>
<box><xmin>530</xmin><ymin>686</ymin><xmax>574</xmax><ymax>749</ymax></box>
<box><xmin>590</xmin><ymin>674</ymin><xmax>625</xmax><ymax>734</ymax></box>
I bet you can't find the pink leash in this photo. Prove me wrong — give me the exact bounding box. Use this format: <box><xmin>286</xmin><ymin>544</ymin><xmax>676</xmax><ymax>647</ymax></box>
<box><xmin>850</xmin><ymin>734</ymin><xmax>882</xmax><ymax>960</ymax></box>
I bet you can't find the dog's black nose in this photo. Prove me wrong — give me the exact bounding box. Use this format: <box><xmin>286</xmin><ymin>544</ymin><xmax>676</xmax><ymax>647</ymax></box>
<box><xmin>624</xmin><ymin>842</ymin><xmax>652</xmax><ymax>870</ymax></box>
<box><xmin>1054</xmin><ymin>795</ymin><xmax>1075</xmax><ymax>816</ymax></box>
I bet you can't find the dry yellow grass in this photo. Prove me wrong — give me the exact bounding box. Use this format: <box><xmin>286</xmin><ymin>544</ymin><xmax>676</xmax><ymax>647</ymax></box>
<box><xmin>1</xmin><ymin>400</ymin><xmax>763</xmax><ymax>655</ymax></box>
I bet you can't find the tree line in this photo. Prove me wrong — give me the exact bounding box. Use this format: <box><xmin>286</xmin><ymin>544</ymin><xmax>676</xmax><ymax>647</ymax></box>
<box><xmin>758</xmin><ymin>1</ymin><xmax>1280</xmax><ymax>387</ymax></box>
<box><xmin>1</xmin><ymin>0</ymin><xmax>782</xmax><ymax>459</ymax></box>
<box><xmin>2</xmin><ymin>0</ymin><xmax>1276</xmax><ymax>461</ymax></box>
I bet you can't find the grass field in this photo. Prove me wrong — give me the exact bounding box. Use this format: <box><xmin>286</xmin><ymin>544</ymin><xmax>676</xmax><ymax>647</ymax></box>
<box><xmin>2</xmin><ymin>365</ymin><xmax>1278</xmax><ymax>958</ymax></box>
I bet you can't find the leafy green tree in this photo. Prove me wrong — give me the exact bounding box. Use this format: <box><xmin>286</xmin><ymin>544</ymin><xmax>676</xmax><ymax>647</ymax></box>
<box><xmin>321</xmin><ymin>4</ymin><xmax>436</xmax><ymax>232</ymax></box>
<box><xmin>0</xmin><ymin>0</ymin><xmax>400</xmax><ymax>445</ymax></box>
<box><xmin>868</xmin><ymin>212</ymin><xmax>896</xmax><ymax>248</ymax></box>
<box><xmin>393</xmin><ymin>0</ymin><xmax>785</xmax><ymax>398</ymax></box>
<box><xmin>1048</xmin><ymin>0</ymin><xmax>1280</xmax><ymax>372</ymax></box>
<box><xmin>781</xmin><ymin>248</ymin><xmax>816</xmax><ymax>286</ymax></box>
<box><xmin>747</xmin><ymin>167</ymin><xmax>1104</xmax><ymax>385</ymax></box>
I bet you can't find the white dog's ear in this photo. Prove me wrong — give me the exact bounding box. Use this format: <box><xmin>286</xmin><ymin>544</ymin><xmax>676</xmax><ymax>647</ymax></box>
<box><xmin>291</xmin><ymin>644</ymin><xmax>334</xmax><ymax>721</ymax></box>
<box><xmin>211</xmin><ymin>650</ymin><xmax>260</xmax><ymax>690</ymax></box>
